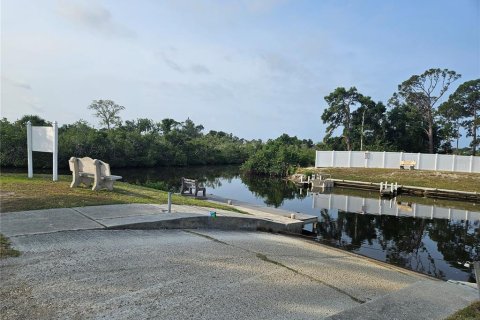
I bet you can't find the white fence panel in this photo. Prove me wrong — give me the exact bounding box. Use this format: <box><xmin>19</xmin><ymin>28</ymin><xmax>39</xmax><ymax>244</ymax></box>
<box><xmin>371</xmin><ymin>152</ymin><xmax>384</xmax><ymax>168</ymax></box>
<box><xmin>315</xmin><ymin>151</ymin><xmax>479</xmax><ymax>173</ymax></box>
<box><xmin>403</xmin><ymin>153</ymin><xmax>418</xmax><ymax>162</ymax></box>
<box><xmin>474</xmin><ymin>157</ymin><xmax>480</xmax><ymax>173</ymax></box>
<box><xmin>315</xmin><ymin>151</ymin><xmax>331</xmax><ymax>167</ymax></box>
<box><xmin>351</xmin><ymin>152</ymin><xmax>364</xmax><ymax>167</ymax></box>
<box><xmin>418</xmin><ymin>153</ymin><xmax>436</xmax><ymax>171</ymax></box>
<box><xmin>385</xmin><ymin>152</ymin><xmax>401</xmax><ymax>168</ymax></box>
<box><xmin>455</xmin><ymin>156</ymin><xmax>470</xmax><ymax>172</ymax></box>
<box><xmin>437</xmin><ymin>154</ymin><xmax>453</xmax><ymax>171</ymax></box>
<box><xmin>335</xmin><ymin>151</ymin><xmax>351</xmax><ymax>167</ymax></box>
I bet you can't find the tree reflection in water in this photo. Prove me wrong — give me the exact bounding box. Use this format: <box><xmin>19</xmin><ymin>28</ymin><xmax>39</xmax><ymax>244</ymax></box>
<box><xmin>316</xmin><ymin>210</ymin><xmax>479</xmax><ymax>281</ymax></box>
<box><xmin>241</xmin><ymin>174</ymin><xmax>307</xmax><ymax>207</ymax></box>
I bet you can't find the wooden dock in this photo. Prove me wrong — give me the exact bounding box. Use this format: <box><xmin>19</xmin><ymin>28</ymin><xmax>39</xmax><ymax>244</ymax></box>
<box><xmin>293</xmin><ymin>176</ymin><xmax>478</xmax><ymax>202</ymax></box>
<box><xmin>329</xmin><ymin>179</ymin><xmax>479</xmax><ymax>203</ymax></box>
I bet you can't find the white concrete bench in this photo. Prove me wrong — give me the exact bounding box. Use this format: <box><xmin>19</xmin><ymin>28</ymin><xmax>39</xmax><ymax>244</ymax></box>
<box><xmin>69</xmin><ymin>157</ymin><xmax>122</xmax><ymax>191</ymax></box>
<box><xmin>400</xmin><ymin>160</ymin><xmax>416</xmax><ymax>170</ymax></box>
<box><xmin>180</xmin><ymin>177</ymin><xmax>206</xmax><ymax>197</ymax></box>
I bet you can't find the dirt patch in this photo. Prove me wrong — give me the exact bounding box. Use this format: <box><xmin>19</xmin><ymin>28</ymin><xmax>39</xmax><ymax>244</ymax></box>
<box><xmin>0</xmin><ymin>191</ymin><xmax>15</xmax><ymax>197</ymax></box>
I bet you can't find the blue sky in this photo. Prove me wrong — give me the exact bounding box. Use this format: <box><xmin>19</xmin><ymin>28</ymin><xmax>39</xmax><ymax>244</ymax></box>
<box><xmin>1</xmin><ymin>0</ymin><xmax>479</xmax><ymax>144</ymax></box>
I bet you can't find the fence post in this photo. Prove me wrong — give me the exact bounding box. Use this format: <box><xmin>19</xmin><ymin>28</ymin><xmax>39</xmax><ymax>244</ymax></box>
<box><xmin>417</xmin><ymin>153</ymin><xmax>421</xmax><ymax>170</ymax></box>
<box><xmin>470</xmin><ymin>155</ymin><xmax>474</xmax><ymax>173</ymax></box>
<box><xmin>382</xmin><ymin>151</ymin><xmax>386</xmax><ymax>168</ymax></box>
<box><xmin>348</xmin><ymin>151</ymin><xmax>352</xmax><ymax>167</ymax></box>
<box><xmin>451</xmin><ymin>154</ymin><xmax>456</xmax><ymax>172</ymax></box>
<box><xmin>331</xmin><ymin>150</ymin><xmax>335</xmax><ymax>167</ymax></box>
<box><xmin>434</xmin><ymin>153</ymin><xmax>439</xmax><ymax>171</ymax></box>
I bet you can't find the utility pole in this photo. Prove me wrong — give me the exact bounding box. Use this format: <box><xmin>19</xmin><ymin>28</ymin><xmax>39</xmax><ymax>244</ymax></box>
<box><xmin>360</xmin><ymin>108</ymin><xmax>367</xmax><ymax>151</ymax></box>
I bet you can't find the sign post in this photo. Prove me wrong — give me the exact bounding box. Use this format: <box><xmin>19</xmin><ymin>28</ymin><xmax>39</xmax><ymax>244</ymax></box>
<box><xmin>26</xmin><ymin>120</ymin><xmax>59</xmax><ymax>181</ymax></box>
<box><xmin>53</xmin><ymin>121</ymin><xmax>58</xmax><ymax>181</ymax></box>
<box><xmin>27</xmin><ymin>121</ymin><xmax>33</xmax><ymax>178</ymax></box>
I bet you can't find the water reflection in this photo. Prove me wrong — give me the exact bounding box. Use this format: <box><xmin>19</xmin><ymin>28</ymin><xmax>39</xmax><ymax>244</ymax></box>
<box><xmin>312</xmin><ymin>193</ymin><xmax>480</xmax><ymax>221</ymax></box>
<box><xmin>117</xmin><ymin>166</ymin><xmax>304</xmax><ymax>208</ymax></box>
<box><xmin>312</xmin><ymin>193</ymin><xmax>479</xmax><ymax>282</ymax></box>
<box><xmin>241</xmin><ymin>175</ymin><xmax>307</xmax><ymax>207</ymax></box>
<box><xmin>115</xmin><ymin>165</ymin><xmax>239</xmax><ymax>189</ymax></box>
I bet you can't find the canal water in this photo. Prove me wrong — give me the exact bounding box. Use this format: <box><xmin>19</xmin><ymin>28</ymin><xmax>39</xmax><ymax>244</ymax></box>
<box><xmin>114</xmin><ymin>165</ymin><xmax>480</xmax><ymax>283</ymax></box>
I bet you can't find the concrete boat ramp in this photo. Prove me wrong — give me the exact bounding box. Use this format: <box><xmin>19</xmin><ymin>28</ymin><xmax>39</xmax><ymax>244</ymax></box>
<box><xmin>0</xmin><ymin>203</ymin><xmax>313</xmax><ymax>237</ymax></box>
<box><xmin>1</xmin><ymin>203</ymin><xmax>478</xmax><ymax>320</ymax></box>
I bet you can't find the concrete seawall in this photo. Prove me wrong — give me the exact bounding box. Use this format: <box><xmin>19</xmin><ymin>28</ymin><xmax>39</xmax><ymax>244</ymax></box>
<box><xmin>107</xmin><ymin>215</ymin><xmax>304</xmax><ymax>234</ymax></box>
<box><xmin>0</xmin><ymin>204</ymin><xmax>307</xmax><ymax>237</ymax></box>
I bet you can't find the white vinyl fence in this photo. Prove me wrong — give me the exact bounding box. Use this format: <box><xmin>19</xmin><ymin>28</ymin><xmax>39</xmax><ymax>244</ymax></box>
<box><xmin>315</xmin><ymin>151</ymin><xmax>480</xmax><ymax>173</ymax></box>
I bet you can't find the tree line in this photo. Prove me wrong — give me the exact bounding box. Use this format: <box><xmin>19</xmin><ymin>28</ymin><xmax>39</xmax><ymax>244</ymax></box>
<box><xmin>0</xmin><ymin>99</ymin><xmax>316</xmax><ymax>175</ymax></box>
<box><xmin>320</xmin><ymin>69</ymin><xmax>479</xmax><ymax>155</ymax></box>
<box><xmin>1</xmin><ymin>69</ymin><xmax>478</xmax><ymax>176</ymax></box>
<box><xmin>0</xmin><ymin>112</ymin><xmax>262</xmax><ymax>169</ymax></box>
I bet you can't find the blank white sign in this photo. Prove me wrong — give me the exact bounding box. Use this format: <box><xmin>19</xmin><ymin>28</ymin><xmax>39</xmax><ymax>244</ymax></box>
<box><xmin>32</xmin><ymin>126</ymin><xmax>54</xmax><ymax>152</ymax></box>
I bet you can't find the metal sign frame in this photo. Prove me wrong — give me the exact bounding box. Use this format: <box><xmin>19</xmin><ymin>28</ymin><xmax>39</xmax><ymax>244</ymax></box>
<box><xmin>27</xmin><ymin>121</ymin><xmax>58</xmax><ymax>181</ymax></box>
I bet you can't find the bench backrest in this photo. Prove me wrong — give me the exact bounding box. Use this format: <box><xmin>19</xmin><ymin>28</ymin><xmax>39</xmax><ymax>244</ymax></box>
<box><xmin>400</xmin><ymin>160</ymin><xmax>416</xmax><ymax>166</ymax></box>
<box><xmin>70</xmin><ymin>157</ymin><xmax>111</xmax><ymax>176</ymax></box>
<box><xmin>182</xmin><ymin>178</ymin><xmax>197</xmax><ymax>187</ymax></box>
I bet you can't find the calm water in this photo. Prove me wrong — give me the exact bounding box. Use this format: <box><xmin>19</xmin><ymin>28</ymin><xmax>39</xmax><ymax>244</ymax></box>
<box><xmin>7</xmin><ymin>165</ymin><xmax>478</xmax><ymax>281</ymax></box>
<box><xmin>115</xmin><ymin>165</ymin><xmax>480</xmax><ymax>283</ymax></box>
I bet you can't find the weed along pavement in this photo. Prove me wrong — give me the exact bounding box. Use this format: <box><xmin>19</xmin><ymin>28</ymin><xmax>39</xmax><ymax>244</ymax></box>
<box><xmin>1</xmin><ymin>204</ymin><xmax>478</xmax><ymax>319</ymax></box>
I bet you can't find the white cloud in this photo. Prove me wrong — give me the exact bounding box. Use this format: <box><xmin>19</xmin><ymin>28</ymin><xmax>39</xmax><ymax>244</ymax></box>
<box><xmin>2</xmin><ymin>77</ymin><xmax>32</xmax><ymax>90</ymax></box>
<box><xmin>190</xmin><ymin>64</ymin><xmax>211</xmax><ymax>75</ymax></box>
<box><xmin>56</xmin><ymin>1</ymin><xmax>136</xmax><ymax>38</ymax></box>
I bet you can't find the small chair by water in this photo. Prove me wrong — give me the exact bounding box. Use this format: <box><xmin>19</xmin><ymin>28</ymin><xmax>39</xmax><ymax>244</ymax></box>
<box><xmin>180</xmin><ymin>177</ymin><xmax>206</xmax><ymax>197</ymax></box>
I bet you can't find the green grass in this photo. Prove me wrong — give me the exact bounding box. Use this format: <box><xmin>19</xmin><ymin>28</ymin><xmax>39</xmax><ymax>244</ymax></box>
<box><xmin>0</xmin><ymin>234</ymin><xmax>20</xmax><ymax>258</ymax></box>
<box><xmin>445</xmin><ymin>301</ymin><xmax>480</xmax><ymax>320</ymax></box>
<box><xmin>0</xmin><ymin>173</ymin><xmax>243</xmax><ymax>214</ymax></box>
<box><xmin>297</xmin><ymin>167</ymin><xmax>480</xmax><ymax>193</ymax></box>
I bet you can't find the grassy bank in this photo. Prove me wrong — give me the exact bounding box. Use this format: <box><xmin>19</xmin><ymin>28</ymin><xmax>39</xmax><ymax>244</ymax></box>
<box><xmin>445</xmin><ymin>300</ymin><xmax>480</xmax><ymax>320</ymax></box>
<box><xmin>297</xmin><ymin>167</ymin><xmax>480</xmax><ymax>193</ymax></box>
<box><xmin>0</xmin><ymin>234</ymin><xmax>20</xmax><ymax>258</ymax></box>
<box><xmin>0</xmin><ymin>173</ymin><xmax>241</xmax><ymax>214</ymax></box>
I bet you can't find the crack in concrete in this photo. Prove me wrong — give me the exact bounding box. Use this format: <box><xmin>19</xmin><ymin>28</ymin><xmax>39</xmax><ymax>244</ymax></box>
<box><xmin>70</xmin><ymin>208</ymin><xmax>107</xmax><ymax>228</ymax></box>
<box><xmin>183</xmin><ymin>230</ymin><xmax>230</xmax><ymax>246</ymax></box>
<box><xmin>255</xmin><ymin>253</ymin><xmax>365</xmax><ymax>304</ymax></box>
<box><xmin>184</xmin><ymin>230</ymin><xmax>366</xmax><ymax>304</ymax></box>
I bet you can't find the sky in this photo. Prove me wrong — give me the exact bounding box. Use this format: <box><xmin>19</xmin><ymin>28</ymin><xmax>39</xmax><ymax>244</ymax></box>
<box><xmin>1</xmin><ymin>0</ymin><xmax>479</xmax><ymax>143</ymax></box>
